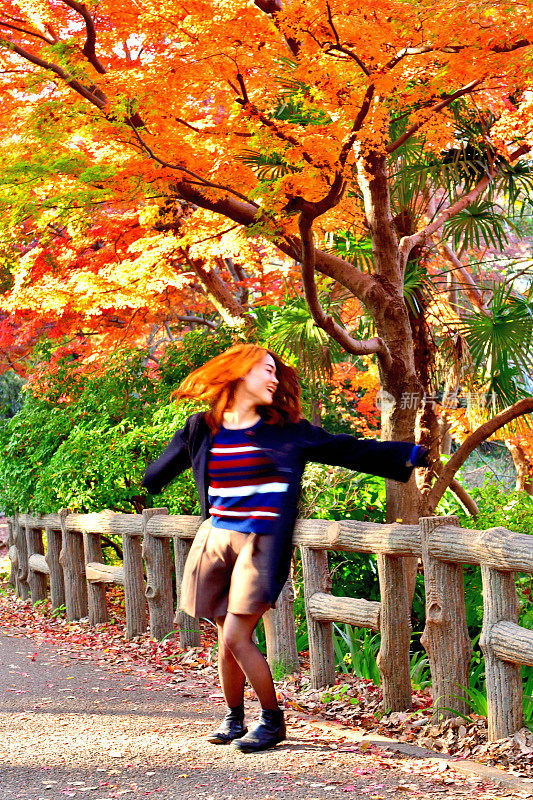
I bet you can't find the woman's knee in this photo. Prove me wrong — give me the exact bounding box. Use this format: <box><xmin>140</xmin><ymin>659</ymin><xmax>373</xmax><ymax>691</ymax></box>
<box><xmin>222</xmin><ymin>621</ymin><xmax>254</xmax><ymax>655</ymax></box>
<box><xmin>222</xmin><ymin>626</ymin><xmax>244</xmax><ymax>655</ymax></box>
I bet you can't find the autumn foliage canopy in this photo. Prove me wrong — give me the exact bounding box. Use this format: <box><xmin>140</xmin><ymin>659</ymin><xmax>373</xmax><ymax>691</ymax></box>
<box><xmin>0</xmin><ymin>0</ymin><xmax>532</xmax><ymax>370</ymax></box>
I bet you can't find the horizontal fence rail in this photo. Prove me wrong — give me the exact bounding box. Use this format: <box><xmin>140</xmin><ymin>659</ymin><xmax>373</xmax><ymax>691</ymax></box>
<box><xmin>6</xmin><ymin>510</ymin><xmax>533</xmax><ymax>740</ymax></box>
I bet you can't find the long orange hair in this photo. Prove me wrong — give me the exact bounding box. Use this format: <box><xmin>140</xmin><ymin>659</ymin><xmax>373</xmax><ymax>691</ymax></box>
<box><xmin>173</xmin><ymin>343</ymin><xmax>301</xmax><ymax>431</ymax></box>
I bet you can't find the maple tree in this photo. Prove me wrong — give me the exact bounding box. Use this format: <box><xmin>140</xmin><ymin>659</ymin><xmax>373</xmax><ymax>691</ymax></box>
<box><xmin>1</xmin><ymin>0</ymin><xmax>533</xmax><ymax>530</ymax></box>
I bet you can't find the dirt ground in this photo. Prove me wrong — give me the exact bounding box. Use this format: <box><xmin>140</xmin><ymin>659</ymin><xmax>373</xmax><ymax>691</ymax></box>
<box><xmin>1</xmin><ymin>627</ymin><xmax>530</xmax><ymax>800</ymax></box>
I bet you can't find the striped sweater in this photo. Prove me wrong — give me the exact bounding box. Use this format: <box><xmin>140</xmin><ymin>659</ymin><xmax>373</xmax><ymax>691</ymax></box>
<box><xmin>207</xmin><ymin>420</ymin><xmax>289</xmax><ymax>534</ymax></box>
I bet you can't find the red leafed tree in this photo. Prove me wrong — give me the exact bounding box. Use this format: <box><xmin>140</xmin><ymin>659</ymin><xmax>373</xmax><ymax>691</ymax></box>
<box><xmin>1</xmin><ymin>0</ymin><xmax>531</xmax><ymax>515</ymax></box>
<box><xmin>2</xmin><ymin>0</ymin><xmax>533</xmax><ymax>710</ymax></box>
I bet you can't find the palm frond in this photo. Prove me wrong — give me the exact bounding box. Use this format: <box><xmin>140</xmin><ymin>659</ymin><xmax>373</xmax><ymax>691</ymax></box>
<box><xmin>326</xmin><ymin>231</ymin><xmax>374</xmax><ymax>271</ymax></box>
<box><xmin>236</xmin><ymin>149</ymin><xmax>300</xmax><ymax>181</ymax></box>
<box><xmin>403</xmin><ymin>260</ymin><xmax>433</xmax><ymax>316</ymax></box>
<box><xmin>255</xmin><ymin>293</ymin><xmax>347</xmax><ymax>384</ymax></box>
<box><xmin>443</xmin><ymin>200</ymin><xmax>518</xmax><ymax>251</ymax></box>
<box><xmin>458</xmin><ymin>283</ymin><xmax>533</xmax><ymax>413</ymax></box>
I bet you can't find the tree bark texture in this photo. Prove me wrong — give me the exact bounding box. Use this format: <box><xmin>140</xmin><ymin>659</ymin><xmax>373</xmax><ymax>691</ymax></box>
<box><xmin>15</xmin><ymin>515</ymin><xmax>30</xmax><ymax>601</ymax></box>
<box><xmin>8</xmin><ymin>545</ymin><xmax>20</xmax><ymax>593</ymax></box>
<box><xmin>64</xmin><ymin>511</ymin><xmax>143</xmax><ymax>536</ymax></box>
<box><xmin>308</xmin><ymin>593</ymin><xmax>380</xmax><ymax>631</ymax></box>
<box><xmin>84</xmin><ymin>532</ymin><xmax>108</xmax><ymax>625</ymax></box>
<box><xmin>480</xmin><ymin>564</ymin><xmax>523</xmax><ymax>741</ymax></box>
<box><xmin>326</xmin><ymin>520</ymin><xmax>420</xmax><ymax>555</ymax></box>
<box><xmin>428</xmin><ymin>525</ymin><xmax>533</xmax><ymax>572</ymax></box>
<box><xmin>263</xmin><ymin>574</ymin><xmax>300</xmax><ymax>674</ymax></box>
<box><xmin>376</xmin><ymin>553</ymin><xmax>412</xmax><ymax>711</ymax></box>
<box><xmin>7</xmin><ymin>519</ymin><xmax>17</xmax><ymax>590</ymax></box>
<box><xmin>301</xmin><ymin>547</ymin><xmax>336</xmax><ymax>689</ymax></box>
<box><xmin>420</xmin><ymin>516</ymin><xmax>471</xmax><ymax>719</ymax></box>
<box><xmin>173</xmin><ymin>536</ymin><xmax>201</xmax><ymax>648</ymax></box>
<box><xmin>145</xmin><ymin>514</ymin><xmax>201</xmax><ymax>539</ymax></box>
<box><xmin>26</xmin><ymin>525</ymin><xmax>48</xmax><ymax>604</ymax></box>
<box><xmin>357</xmin><ymin>152</ymin><xmax>425</xmax><ymax>631</ymax></box>
<box><xmin>122</xmin><ymin>531</ymin><xmax>147</xmax><ymax>639</ymax></box>
<box><xmin>85</xmin><ymin>563</ymin><xmax>124</xmax><ymax>584</ymax></box>
<box><xmin>142</xmin><ymin>508</ymin><xmax>175</xmax><ymax>640</ymax></box>
<box><xmin>59</xmin><ymin>509</ymin><xmax>89</xmax><ymax>621</ymax></box>
<box><xmin>45</xmin><ymin>526</ymin><xmax>66</xmax><ymax>612</ymax></box>
<box><xmin>490</xmin><ymin>621</ymin><xmax>533</xmax><ymax>667</ymax></box>
<box><xmin>507</xmin><ymin>440</ymin><xmax>533</xmax><ymax>495</ymax></box>
<box><xmin>28</xmin><ymin>554</ymin><xmax>49</xmax><ymax>574</ymax></box>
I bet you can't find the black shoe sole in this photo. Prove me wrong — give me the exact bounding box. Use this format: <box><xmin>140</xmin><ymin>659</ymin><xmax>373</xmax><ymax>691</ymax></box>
<box><xmin>207</xmin><ymin>728</ymin><xmax>248</xmax><ymax>745</ymax></box>
<box><xmin>232</xmin><ymin>734</ymin><xmax>286</xmax><ymax>753</ymax></box>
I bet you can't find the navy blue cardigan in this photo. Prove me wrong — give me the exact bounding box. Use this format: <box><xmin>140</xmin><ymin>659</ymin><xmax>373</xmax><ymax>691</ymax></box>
<box><xmin>142</xmin><ymin>412</ymin><xmax>415</xmax><ymax>606</ymax></box>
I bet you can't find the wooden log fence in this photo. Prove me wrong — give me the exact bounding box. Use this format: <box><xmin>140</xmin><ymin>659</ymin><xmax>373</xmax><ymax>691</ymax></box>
<box><xmin>7</xmin><ymin>510</ymin><xmax>533</xmax><ymax>740</ymax></box>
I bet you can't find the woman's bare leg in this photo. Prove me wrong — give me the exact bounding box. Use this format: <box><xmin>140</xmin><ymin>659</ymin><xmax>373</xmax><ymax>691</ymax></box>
<box><xmin>221</xmin><ymin>609</ymin><xmax>278</xmax><ymax>710</ymax></box>
<box><xmin>215</xmin><ymin>615</ymin><xmax>246</xmax><ymax>707</ymax></box>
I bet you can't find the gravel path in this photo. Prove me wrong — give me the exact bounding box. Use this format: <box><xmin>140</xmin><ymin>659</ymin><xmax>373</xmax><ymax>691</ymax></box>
<box><xmin>0</xmin><ymin>631</ymin><xmax>521</xmax><ymax>800</ymax></box>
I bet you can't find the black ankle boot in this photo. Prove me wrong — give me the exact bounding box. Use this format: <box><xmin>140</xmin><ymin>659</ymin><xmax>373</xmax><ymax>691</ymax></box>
<box><xmin>207</xmin><ymin>704</ymin><xmax>247</xmax><ymax>744</ymax></box>
<box><xmin>232</xmin><ymin>708</ymin><xmax>286</xmax><ymax>752</ymax></box>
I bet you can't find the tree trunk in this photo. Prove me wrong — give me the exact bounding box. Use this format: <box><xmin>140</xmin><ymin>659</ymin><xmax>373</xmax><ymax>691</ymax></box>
<box><xmin>506</xmin><ymin>440</ymin><xmax>533</xmax><ymax>495</ymax></box>
<box><xmin>357</xmin><ymin>152</ymin><xmax>424</xmax><ymax>710</ymax></box>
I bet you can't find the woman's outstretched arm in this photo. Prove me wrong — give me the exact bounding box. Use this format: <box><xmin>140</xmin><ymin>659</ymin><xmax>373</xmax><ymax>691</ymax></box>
<box><xmin>297</xmin><ymin>419</ymin><xmax>426</xmax><ymax>483</ymax></box>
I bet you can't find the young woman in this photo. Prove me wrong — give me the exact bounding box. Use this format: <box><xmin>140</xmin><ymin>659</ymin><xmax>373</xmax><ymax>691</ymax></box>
<box><xmin>142</xmin><ymin>343</ymin><xmax>427</xmax><ymax>753</ymax></box>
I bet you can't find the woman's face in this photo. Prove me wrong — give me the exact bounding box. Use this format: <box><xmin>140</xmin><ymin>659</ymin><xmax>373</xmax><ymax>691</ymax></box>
<box><xmin>241</xmin><ymin>352</ymin><xmax>279</xmax><ymax>407</ymax></box>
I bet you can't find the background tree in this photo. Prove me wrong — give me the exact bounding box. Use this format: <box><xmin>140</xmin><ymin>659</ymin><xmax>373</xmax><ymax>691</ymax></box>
<box><xmin>1</xmin><ymin>0</ymin><xmax>532</xmax><ymax>524</ymax></box>
<box><xmin>2</xmin><ymin>1</ymin><xmax>533</xmax><ymax>709</ymax></box>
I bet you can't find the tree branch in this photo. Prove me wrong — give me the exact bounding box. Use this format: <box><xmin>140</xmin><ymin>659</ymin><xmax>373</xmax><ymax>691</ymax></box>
<box><xmin>434</xmin><ymin>239</ymin><xmax>488</xmax><ymax>311</ymax></box>
<box><xmin>399</xmin><ymin>170</ymin><xmax>495</xmax><ymax>263</ymax></box>
<box><xmin>235</xmin><ymin>98</ymin><xmax>315</xmax><ymax>165</ymax></box>
<box><xmin>338</xmin><ymin>84</ymin><xmax>376</xmax><ymax>167</ymax></box>
<box><xmin>398</xmin><ymin>144</ymin><xmax>530</xmax><ymax>262</ymax></box>
<box><xmin>386</xmin><ymin>80</ymin><xmax>482</xmax><ymax>154</ymax></box>
<box><xmin>393</xmin><ymin>39</ymin><xmax>532</xmax><ymax>57</ymax></box>
<box><xmin>180</xmin><ymin>250</ymin><xmax>252</xmax><ymax>329</ymax></box>
<box><xmin>427</xmin><ymin>397</ymin><xmax>533</xmax><ymax>511</ymax></box>
<box><xmin>174</xmin><ymin>179</ymin><xmax>380</xmax><ymax>305</ymax></box>
<box><xmin>0</xmin><ymin>36</ymin><xmax>106</xmax><ymax>109</ymax></box>
<box><xmin>59</xmin><ymin>0</ymin><xmax>106</xmax><ymax>74</ymax></box>
<box><xmin>324</xmin><ymin>2</ymin><xmax>370</xmax><ymax>75</ymax></box>
<box><xmin>449</xmin><ymin>477</ymin><xmax>480</xmax><ymax>517</ymax></box>
<box><xmin>253</xmin><ymin>0</ymin><xmax>299</xmax><ymax>57</ymax></box>
<box><xmin>128</xmin><ymin>123</ymin><xmax>260</xmax><ymax>206</ymax></box>
<box><xmin>422</xmin><ymin>194</ymin><xmax>488</xmax><ymax>312</ymax></box>
<box><xmin>298</xmin><ymin>211</ymin><xmax>392</xmax><ymax>367</ymax></box>
<box><xmin>175</xmin><ymin>315</ymin><xmax>218</xmax><ymax>329</ymax></box>
<box><xmin>0</xmin><ymin>21</ymin><xmax>57</xmax><ymax>44</ymax></box>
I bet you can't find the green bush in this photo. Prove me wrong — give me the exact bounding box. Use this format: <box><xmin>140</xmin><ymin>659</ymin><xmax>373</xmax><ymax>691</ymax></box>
<box><xmin>299</xmin><ymin>463</ymin><xmax>387</xmax><ymax>602</ymax></box>
<box><xmin>0</xmin><ymin>329</ymin><xmax>233</xmax><ymax>515</ymax></box>
<box><xmin>450</xmin><ymin>481</ymin><xmax>533</xmax><ymax>536</ymax></box>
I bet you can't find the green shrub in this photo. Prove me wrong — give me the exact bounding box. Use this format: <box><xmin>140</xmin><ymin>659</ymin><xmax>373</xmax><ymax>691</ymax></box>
<box><xmin>0</xmin><ymin>329</ymin><xmax>233</xmax><ymax>515</ymax></box>
<box><xmin>300</xmin><ymin>463</ymin><xmax>387</xmax><ymax>600</ymax></box>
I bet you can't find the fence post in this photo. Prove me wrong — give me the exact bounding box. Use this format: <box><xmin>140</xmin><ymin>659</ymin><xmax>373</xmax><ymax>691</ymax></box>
<box><xmin>480</xmin><ymin>562</ymin><xmax>523</xmax><ymax>740</ymax></box>
<box><xmin>301</xmin><ymin>547</ymin><xmax>335</xmax><ymax>689</ymax></box>
<box><xmin>84</xmin><ymin>531</ymin><xmax>108</xmax><ymax>625</ymax></box>
<box><xmin>420</xmin><ymin>515</ymin><xmax>471</xmax><ymax>719</ymax></box>
<box><xmin>376</xmin><ymin>553</ymin><xmax>412</xmax><ymax>711</ymax></box>
<box><xmin>45</xmin><ymin>525</ymin><xmax>66</xmax><ymax>613</ymax></box>
<box><xmin>59</xmin><ymin>509</ymin><xmax>88</xmax><ymax>621</ymax></box>
<box><xmin>122</xmin><ymin>529</ymin><xmax>147</xmax><ymax>639</ymax></box>
<box><xmin>173</xmin><ymin>536</ymin><xmax>201</xmax><ymax>648</ymax></box>
<box><xmin>263</xmin><ymin>574</ymin><xmax>300</xmax><ymax>675</ymax></box>
<box><xmin>15</xmin><ymin>515</ymin><xmax>30</xmax><ymax>601</ymax></box>
<box><xmin>7</xmin><ymin>518</ymin><xmax>20</xmax><ymax>594</ymax></box>
<box><xmin>142</xmin><ymin>508</ymin><xmax>174</xmax><ymax>640</ymax></box>
<box><xmin>26</xmin><ymin>523</ymin><xmax>48</xmax><ymax>604</ymax></box>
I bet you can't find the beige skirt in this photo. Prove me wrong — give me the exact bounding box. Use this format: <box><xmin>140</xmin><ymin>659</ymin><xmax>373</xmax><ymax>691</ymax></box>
<box><xmin>179</xmin><ymin>518</ymin><xmax>273</xmax><ymax>619</ymax></box>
